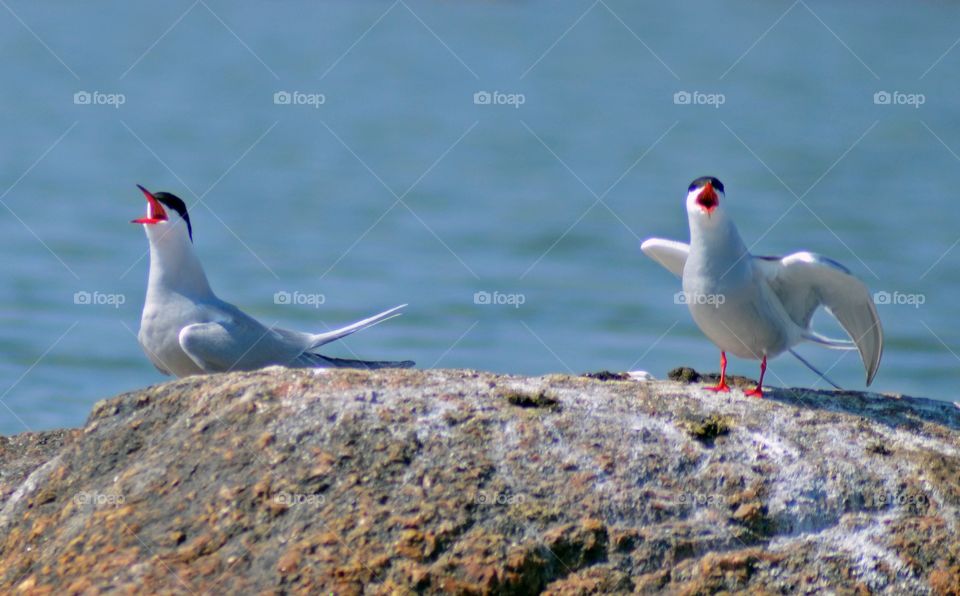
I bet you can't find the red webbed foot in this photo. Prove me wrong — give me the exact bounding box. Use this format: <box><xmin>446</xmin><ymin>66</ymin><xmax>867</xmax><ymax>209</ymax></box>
<box><xmin>703</xmin><ymin>352</ymin><xmax>731</xmax><ymax>393</ymax></box>
<box><xmin>704</xmin><ymin>381</ymin><xmax>731</xmax><ymax>393</ymax></box>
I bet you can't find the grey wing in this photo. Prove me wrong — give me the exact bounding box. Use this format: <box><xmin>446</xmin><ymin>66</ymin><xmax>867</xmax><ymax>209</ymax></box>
<box><xmin>640</xmin><ymin>238</ymin><xmax>688</xmax><ymax>277</ymax></box>
<box><xmin>179</xmin><ymin>311</ymin><xmax>305</xmax><ymax>373</ymax></box>
<box><xmin>755</xmin><ymin>252</ymin><xmax>883</xmax><ymax>385</ymax></box>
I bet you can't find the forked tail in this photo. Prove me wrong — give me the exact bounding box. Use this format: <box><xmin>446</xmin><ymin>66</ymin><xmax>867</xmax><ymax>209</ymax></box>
<box><xmin>308</xmin><ymin>304</ymin><xmax>407</xmax><ymax>350</ymax></box>
<box><xmin>789</xmin><ymin>349</ymin><xmax>842</xmax><ymax>390</ymax></box>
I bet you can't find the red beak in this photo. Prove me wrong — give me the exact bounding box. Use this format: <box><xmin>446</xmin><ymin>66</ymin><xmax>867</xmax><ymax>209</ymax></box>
<box><xmin>132</xmin><ymin>184</ymin><xmax>168</xmax><ymax>224</ymax></box>
<box><xmin>696</xmin><ymin>182</ymin><xmax>719</xmax><ymax>213</ymax></box>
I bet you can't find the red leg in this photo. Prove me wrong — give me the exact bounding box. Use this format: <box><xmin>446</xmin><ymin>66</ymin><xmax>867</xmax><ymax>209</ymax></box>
<box><xmin>705</xmin><ymin>351</ymin><xmax>731</xmax><ymax>393</ymax></box>
<box><xmin>744</xmin><ymin>356</ymin><xmax>767</xmax><ymax>398</ymax></box>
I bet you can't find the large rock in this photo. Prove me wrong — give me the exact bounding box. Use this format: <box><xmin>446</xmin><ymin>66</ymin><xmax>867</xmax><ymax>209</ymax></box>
<box><xmin>0</xmin><ymin>368</ymin><xmax>958</xmax><ymax>594</ymax></box>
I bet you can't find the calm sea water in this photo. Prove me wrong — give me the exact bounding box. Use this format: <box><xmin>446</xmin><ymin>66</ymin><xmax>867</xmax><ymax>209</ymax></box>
<box><xmin>1</xmin><ymin>1</ymin><xmax>958</xmax><ymax>434</ymax></box>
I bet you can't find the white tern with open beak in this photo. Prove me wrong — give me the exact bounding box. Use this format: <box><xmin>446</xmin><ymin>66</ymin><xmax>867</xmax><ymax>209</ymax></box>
<box><xmin>133</xmin><ymin>185</ymin><xmax>413</xmax><ymax>377</ymax></box>
<box><xmin>641</xmin><ymin>176</ymin><xmax>882</xmax><ymax>397</ymax></box>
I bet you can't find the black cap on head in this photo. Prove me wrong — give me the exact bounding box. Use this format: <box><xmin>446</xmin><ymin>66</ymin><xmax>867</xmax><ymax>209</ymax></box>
<box><xmin>153</xmin><ymin>192</ymin><xmax>193</xmax><ymax>241</ymax></box>
<box><xmin>688</xmin><ymin>176</ymin><xmax>724</xmax><ymax>194</ymax></box>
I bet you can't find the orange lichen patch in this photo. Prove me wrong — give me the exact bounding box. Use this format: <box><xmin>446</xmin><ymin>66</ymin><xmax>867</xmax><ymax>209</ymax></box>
<box><xmin>930</xmin><ymin>566</ymin><xmax>960</xmax><ymax>596</ymax></box>
<box><xmin>276</xmin><ymin>547</ymin><xmax>301</xmax><ymax>575</ymax></box>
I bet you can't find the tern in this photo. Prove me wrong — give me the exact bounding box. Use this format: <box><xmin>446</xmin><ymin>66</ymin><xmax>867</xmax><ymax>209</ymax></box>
<box><xmin>132</xmin><ymin>185</ymin><xmax>414</xmax><ymax>378</ymax></box>
<box><xmin>641</xmin><ymin>176</ymin><xmax>882</xmax><ymax>397</ymax></box>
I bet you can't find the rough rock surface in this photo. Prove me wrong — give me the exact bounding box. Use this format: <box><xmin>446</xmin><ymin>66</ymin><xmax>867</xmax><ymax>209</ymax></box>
<box><xmin>0</xmin><ymin>430</ymin><xmax>77</xmax><ymax>506</ymax></box>
<box><xmin>0</xmin><ymin>368</ymin><xmax>958</xmax><ymax>594</ymax></box>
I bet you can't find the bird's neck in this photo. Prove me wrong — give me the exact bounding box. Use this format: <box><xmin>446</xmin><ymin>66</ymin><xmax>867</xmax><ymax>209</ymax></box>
<box><xmin>688</xmin><ymin>213</ymin><xmax>750</xmax><ymax>266</ymax></box>
<box><xmin>146</xmin><ymin>236</ymin><xmax>214</xmax><ymax>299</ymax></box>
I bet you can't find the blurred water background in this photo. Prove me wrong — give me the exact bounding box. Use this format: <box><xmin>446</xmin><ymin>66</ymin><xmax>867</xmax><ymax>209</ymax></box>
<box><xmin>1</xmin><ymin>1</ymin><xmax>958</xmax><ymax>433</ymax></box>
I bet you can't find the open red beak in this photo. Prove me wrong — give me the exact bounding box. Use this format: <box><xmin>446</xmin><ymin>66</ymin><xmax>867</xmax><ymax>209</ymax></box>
<box><xmin>696</xmin><ymin>182</ymin><xmax>719</xmax><ymax>213</ymax></box>
<box><xmin>132</xmin><ymin>184</ymin><xmax>168</xmax><ymax>224</ymax></box>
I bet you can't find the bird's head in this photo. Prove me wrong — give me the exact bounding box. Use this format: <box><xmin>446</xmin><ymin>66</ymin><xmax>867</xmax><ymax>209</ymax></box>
<box><xmin>132</xmin><ymin>185</ymin><xmax>193</xmax><ymax>244</ymax></box>
<box><xmin>684</xmin><ymin>176</ymin><xmax>725</xmax><ymax>223</ymax></box>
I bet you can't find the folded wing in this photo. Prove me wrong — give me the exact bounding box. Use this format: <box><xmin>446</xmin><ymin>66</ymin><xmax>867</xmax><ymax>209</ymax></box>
<box><xmin>755</xmin><ymin>252</ymin><xmax>883</xmax><ymax>385</ymax></box>
<box><xmin>179</xmin><ymin>317</ymin><xmax>303</xmax><ymax>373</ymax></box>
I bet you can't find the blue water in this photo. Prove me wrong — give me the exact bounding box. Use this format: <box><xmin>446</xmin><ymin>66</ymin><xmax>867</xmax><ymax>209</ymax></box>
<box><xmin>1</xmin><ymin>1</ymin><xmax>958</xmax><ymax>434</ymax></box>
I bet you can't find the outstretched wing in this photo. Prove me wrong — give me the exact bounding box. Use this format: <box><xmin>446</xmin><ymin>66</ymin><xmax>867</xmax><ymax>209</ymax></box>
<box><xmin>640</xmin><ymin>238</ymin><xmax>689</xmax><ymax>277</ymax></box>
<box><xmin>755</xmin><ymin>252</ymin><xmax>883</xmax><ymax>385</ymax></box>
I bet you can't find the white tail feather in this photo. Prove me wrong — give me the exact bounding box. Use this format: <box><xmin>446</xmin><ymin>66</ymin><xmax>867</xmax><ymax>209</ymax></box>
<box><xmin>803</xmin><ymin>330</ymin><xmax>857</xmax><ymax>350</ymax></box>
<box><xmin>308</xmin><ymin>304</ymin><xmax>406</xmax><ymax>350</ymax></box>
